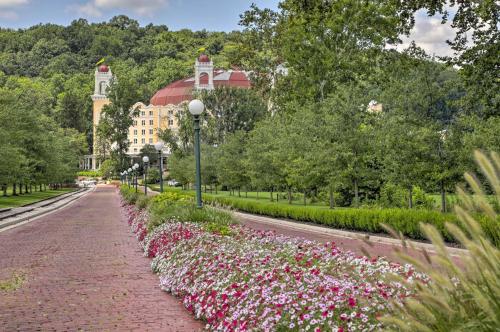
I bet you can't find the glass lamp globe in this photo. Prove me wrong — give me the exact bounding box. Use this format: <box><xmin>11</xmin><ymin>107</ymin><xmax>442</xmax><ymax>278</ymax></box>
<box><xmin>128</xmin><ymin>168</ymin><xmax>132</xmax><ymax>173</ymax></box>
<box><xmin>154</xmin><ymin>141</ymin><xmax>165</xmax><ymax>151</ymax></box>
<box><xmin>142</xmin><ymin>156</ymin><xmax>149</xmax><ymax>163</ymax></box>
<box><xmin>188</xmin><ymin>99</ymin><xmax>204</xmax><ymax>116</ymax></box>
<box><xmin>110</xmin><ymin>142</ymin><xmax>119</xmax><ymax>151</ymax></box>
<box><xmin>133</xmin><ymin>163</ymin><xmax>139</xmax><ymax>169</ymax></box>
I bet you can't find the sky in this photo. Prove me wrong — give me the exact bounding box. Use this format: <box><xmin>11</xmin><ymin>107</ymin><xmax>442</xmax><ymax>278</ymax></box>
<box><xmin>0</xmin><ymin>0</ymin><xmax>458</xmax><ymax>57</ymax></box>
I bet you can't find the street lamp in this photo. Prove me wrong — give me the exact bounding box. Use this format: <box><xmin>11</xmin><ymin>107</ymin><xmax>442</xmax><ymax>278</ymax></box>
<box><xmin>142</xmin><ymin>156</ymin><xmax>149</xmax><ymax>195</ymax></box>
<box><xmin>154</xmin><ymin>141</ymin><xmax>165</xmax><ymax>193</ymax></box>
<box><xmin>122</xmin><ymin>171</ymin><xmax>127</xmax><ymax>186</ymax></box>
<box><xmin>133</xmin><ymin>163</ymin><xmax>139</xmax><ymax>193</ymax></box>
<box><xmin>189</xmin><ymin>99</ymin><xmax>204</xmax><ymax>208</ymax></box>
<box><xmin>127</xmin><ymin>167</ymin><xmax>132</xmax><ymax>188</ymax></box>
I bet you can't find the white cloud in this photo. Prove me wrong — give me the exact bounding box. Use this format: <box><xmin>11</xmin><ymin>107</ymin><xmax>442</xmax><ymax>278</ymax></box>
<box><xmin>0</xmin><ymin>0</ymin><xmax>28</xmax><ymax>21</ymax></box>
<box><xmin>397</xmin><ymin>10</ymin><xmax>457</xmax><ymax>57</ymax></box>
<box><xmin>0</xmin><ymin>9</ymin><xmax>18</xmax><ymax>19</ymax></box>
<box><xmin>73</xmin><ymin>0</ymin><xmax>168</xmax><ymax>17</ymax></box>
<box><xmin>0</xmin><ymin>0</ymin><xmax>28</xmax><ymax>8</ymax></box>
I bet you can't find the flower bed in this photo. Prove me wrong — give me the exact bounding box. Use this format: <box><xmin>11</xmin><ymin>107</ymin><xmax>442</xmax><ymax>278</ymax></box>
<box><xmin>122</xmin><ymin>201</ymin><xmax>425</xmax><ymax>331</ymax></box>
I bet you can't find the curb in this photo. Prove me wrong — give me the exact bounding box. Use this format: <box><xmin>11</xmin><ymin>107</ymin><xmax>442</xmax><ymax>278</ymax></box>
<box><xmin>0</xmin><ymin>189</ymin><xmax>91</xmax><ymax>231</ymax></box>
<box><xmin>234</xmin><ymin>211</ymin><xmax>467</xmax><ymax>257</ymax></box>
<box><xmin>0</xmin><ymin>189</ymin><xmax>85</xmax><ymax>221</ymax></box>
<box><xmin>132</xmin><ymin>187</ymin><xmax>467</xmax><ymax>257</ymax></box>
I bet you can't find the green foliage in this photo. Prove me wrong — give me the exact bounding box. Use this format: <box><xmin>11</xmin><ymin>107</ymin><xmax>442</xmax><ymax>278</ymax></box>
<box><xmin>135</xmin><ymin>195</ymin><xmax>151</xmax><ymax>210</ymax></box>
<box><xmin>201</xmin><ymin>193</ymin><xmax>498</xmax><ymax>245</ymax></box>
<box><xmin>382</xmin><ymin>150</ymin><xmax>500</xmax><ymax>331</ymax></box>
<box><xmin>77</xmin><ymin>170</ymin><xmax>101</xmax><ymax>178</ymax></box>
<box><xmin>99</xmin><ymin>159</ymin><xmax>117</xmax><ymax>179</ymax></box>
<box><xmin>120</xmin><ymin>185</ymin><xmax>140</xmax><ymax>205</ymax></box>
<box><xmin>143</xmin><ymin>189</ymin><xmax>235</xmax><ymax>234</ymax></box>
<box><xmin>380</xmin><ymin>183</ymin><xmax>407</xmax><ymax>208</ymax></box>
<box><xmin>146</xmin><ymin>168</ymin><xmax>160</xmax><ymax>184</ymax></box>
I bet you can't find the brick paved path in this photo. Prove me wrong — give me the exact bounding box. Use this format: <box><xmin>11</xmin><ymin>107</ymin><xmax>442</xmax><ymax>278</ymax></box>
<box><xmin>0</xmin><ymin>185</ymin><xmax>202</xmax><ymax>332</ymax></box>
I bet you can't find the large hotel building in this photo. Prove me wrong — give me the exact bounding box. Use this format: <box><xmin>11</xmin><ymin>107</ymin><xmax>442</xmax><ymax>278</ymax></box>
<box><xmin>82</xmin><ymin>55</ymin><xmax>251</xmax><ymax>170</ymax></box>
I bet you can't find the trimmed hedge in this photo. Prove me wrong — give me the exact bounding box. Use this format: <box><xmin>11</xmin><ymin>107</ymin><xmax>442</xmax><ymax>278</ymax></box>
<box><xmin>200</xmin><ymin>193</ymin><xmax>499</xmax><ymax>246</ymax></box>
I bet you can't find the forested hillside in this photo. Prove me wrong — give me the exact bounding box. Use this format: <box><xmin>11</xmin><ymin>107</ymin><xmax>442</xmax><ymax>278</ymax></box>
<box><xmin>0</xmin><ymin>15</ymin><xmax>242</xmax><ymax>148</ymax></box>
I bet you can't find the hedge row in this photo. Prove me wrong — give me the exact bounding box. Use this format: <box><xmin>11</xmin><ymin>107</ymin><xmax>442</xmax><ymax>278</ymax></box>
<box><xmin>200</xmin><ymin>194</ymin><xmax>499</xmax><ymax>246</ymax></box>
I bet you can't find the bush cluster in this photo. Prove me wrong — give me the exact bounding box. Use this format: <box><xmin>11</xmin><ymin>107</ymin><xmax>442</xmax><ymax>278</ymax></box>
<box><xmin>201</xmin><ymin>193</ymin><xmax>499</xmax><ymax>245</ymax></box>
<box><xmin>77</xmin><ymin>170</ymin><xmax>102</xmax><ymax>178</ymax></box>
<box><xmin>120</xmin><ymin>185</ymin><xmax>140</xmax><ymax>205</ymax></box>
<box><xmin>123</xmin><ymin>188</ymin><xmax>236</xmax><ymax>235</ymax></box>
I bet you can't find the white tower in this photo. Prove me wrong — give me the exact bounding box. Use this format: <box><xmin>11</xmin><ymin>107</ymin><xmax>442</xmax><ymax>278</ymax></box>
<box><xmin>92</xmin><ymin>64</ymin><xmax>113</xmax><ymax>100</ymax></box>
<box><xmin>194</xmin><ymin>54</ymin><xmax>214</xmax><ymax>90</ymax></box>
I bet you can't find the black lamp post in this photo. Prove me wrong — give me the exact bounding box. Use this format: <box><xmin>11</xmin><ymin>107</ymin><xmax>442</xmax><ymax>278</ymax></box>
<box><xmin>127</xmin><ymin>168</ymin><xmax>132</xmax><ymax>188</ymax></box>
<box><xmin>154</xmin><ymin>141</ymin><xmax>165</xmax><ymax>193</ymax></box>
<box><xmin>142</xmin><ymin>156</ymin><xmax>149</xmax><ymax>195</ymax></box>
<box><xmin>188</xmin><ymin>99</ymin><xmax>204</xmax><ymax>208</ymax></box>
<box><xmin>133</xmin><ymin>163</ymin><xmax>139</xmax><ymax>193</ymax></box>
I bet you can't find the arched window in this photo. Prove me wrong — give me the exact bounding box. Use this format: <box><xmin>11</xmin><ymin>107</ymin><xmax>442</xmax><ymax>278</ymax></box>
<box><xmin>99</xmin><ymin>81</ymin><xmax>107</xmax><ymax>95</ymax></box>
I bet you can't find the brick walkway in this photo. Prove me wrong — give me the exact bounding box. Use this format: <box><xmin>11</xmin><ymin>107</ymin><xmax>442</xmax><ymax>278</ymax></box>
<box><xmin>0</xmin><ymin>185</ymin><xmax>202</xmax><ymax>331</ymax></box>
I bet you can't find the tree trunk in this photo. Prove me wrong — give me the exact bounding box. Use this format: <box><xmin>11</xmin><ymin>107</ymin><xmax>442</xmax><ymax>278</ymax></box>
<box><xmin>276</xmin><ymin>189</ymin><xmax>279</xmax><ymax>202</ymax></box>
<box><xmin>288</xmin><ymin>187</ymin><xmax>292</xmax><ymax>204</ymax></box>
<box><xmin>215</xmin><ymin>185</ymin><xmax>218</xmax><ymax>194</ymax></box>
<box><xmin>13</xmin><ymin>183</ymin><xmax>17</xmax><ymax>196</ymax></box>
<box><xmin>303</xmin><ymin>190</ymin><xmax>307</xmax><ymax>206</ymax></box>
<box><xmin>440</xmin><ymin>180</ymin><xmax>446</xmax><ymax>213</ymax></box>
<box><xmin>25</xmin><ymin>184</ymin><xmax>28</xmax><ymax>194</ymax></box>
<box><xmin>408</xmin><ymin>186</ymin><xmax>413</xmax><ymax>209</ymax></box>
<box><xmin>245</xmin><ymin>190</ymin><xmax>248</xmax><ymax>198</ymax></box>
<box><xmin>329</xmin><ymin>185</ymin><xmax>335</xmax><ymax>209</ymax></box>
<box><xmin>29</xmin><ymin>184</ymin><xmax>32</xmax><ymax>193</ymax></box>
<box><xmin>270</xmin><ymin>188</ymin><xmax>274</xmax><ymax>202</ymax></box>
<box><xmin>238</xmin><ymin>187</ymin><xmax>241</xmax><ymax>197</ymax></box>
<box><xmin>2</xmin><ymin>184</ymin><xmax>7</xmax><ymax>197</ymax></box>
<box><xmin>353</xmin><ymin>179</ymin><xmax>359</xmax><ymax>207</ymax></box>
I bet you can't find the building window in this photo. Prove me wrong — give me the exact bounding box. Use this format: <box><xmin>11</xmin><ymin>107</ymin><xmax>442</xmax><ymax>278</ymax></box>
<box><xmin>149</xmin><ymin>111</ymin><xmax>153</xmax><ymax>116</ymax></box>
<box><xmin>141</xmin><ymin>138</ymin><xmax>145</xmax><ymax>144</ymax></box>
<box><xmin>149</xmin><ymin>120</ymin><xmax>154</xmax><ymax>125</ymax></box>
<box><xmin>133</xmin><ymin>129</ymin><xmax>137</xmax><ymax>135</ymax></box>
<box><xmin>168</xmin><ymin>110</ymin><xmax>173</xmax><ymax>115</ymax></box>
<box><xmin>134</xmin><ymin>148</ymin><xmax>137</xmax><ymax>153</ymax></box>
<box><xmin>149</xmin><ymin>138</ymin><xmax>153</xmax><ymax>144</ymax></box>
<box><xmin>133</xmin><ymin>138</ymin><xmax>137</xmax><ymax>144</ymax></box>
<box><xmin>141</xmin><ymin>120</ymin><xmax>146</xmax><ymax>126</ymax></box>
<box><xmin>141</xmin><ymin>111</ymin><xmax>145</xmax><ymax>116</ymax></box>
<box><xmin>141</xmin><ymin>129</ymin><xmax>146</xmax><ymax>135</ymax></box>
<box><xmin>168</xmin><ymin>119</ymin><xmax>174</xmax><ymax>126</ymax></box>
<box><xmin>149</xmin><ymin>129</ymin><xmax>153</xmax><ymax>135</ymax></box>
<box><xmin>133</xmin><ymin>120</ymin><xmax>137</xmax><ymax>126</ymax></box>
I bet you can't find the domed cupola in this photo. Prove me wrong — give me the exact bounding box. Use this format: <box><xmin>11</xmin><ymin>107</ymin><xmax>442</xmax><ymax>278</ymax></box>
<box><xmin>195</xmin><ymin>54</ymin><xmax>214</xmax><ymax>90</ymax></box>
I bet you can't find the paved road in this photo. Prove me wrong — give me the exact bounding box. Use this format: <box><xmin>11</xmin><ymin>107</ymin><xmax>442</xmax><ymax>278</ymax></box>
<box><xmin>0</xmin><ymin>185</ymin><xmax>202</xmax><ymax>331</ymax></box>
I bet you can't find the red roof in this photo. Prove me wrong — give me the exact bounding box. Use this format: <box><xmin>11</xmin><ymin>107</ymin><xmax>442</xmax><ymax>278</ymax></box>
<box><xmin>98</xmin><ymin>64</ymin><xmax>109</xmax><ymax>72</ymax></box>
<box><xmin>198</xmin><ymin>54</ymin><xmax>210</xmax><ymax>62</ymax></box>
<box><xmin>150</xmin><ymin>70</ymin><xmax>251</xmax><ymax>106</ymax></box>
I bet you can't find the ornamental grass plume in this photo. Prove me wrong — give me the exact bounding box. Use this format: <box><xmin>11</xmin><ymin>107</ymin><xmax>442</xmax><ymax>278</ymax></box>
<box><xmin>381</xmin><ymin>150</ymin><xmax>500</xmax><ymax>331</ymax></box>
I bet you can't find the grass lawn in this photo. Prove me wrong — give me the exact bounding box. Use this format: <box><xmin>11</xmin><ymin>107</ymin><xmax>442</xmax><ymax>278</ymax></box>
<box><xmin>0</xmin><ymin>188</ymin><xmax>76</xmax><ymax>209</ymax></box>
<box><xmin>148</xmin><ymin>184</ymin><xmax>340</xmax><ymax>210</ymax></box>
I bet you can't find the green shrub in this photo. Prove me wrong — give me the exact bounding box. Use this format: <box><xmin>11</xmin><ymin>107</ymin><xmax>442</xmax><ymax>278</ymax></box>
<box><xmin>77</xmin><ymin>170</ymin><xmax>101</xmax><ymax>178</ymax></box>
<box><xmin>200</xmin><ymin>194</ymin><xmax>487</xmax><ymax>243</ymax></box>
<box><xmin>135</xmin><ymin>195</ymin><xmax>151</xmax><ymax>209</ymax></box>
<box><xmin>120</xmin><ymin>185</ymin><xmax>140</xmax><ymax>205</ymax></box>
<box><xmin>146</xmin><ymin>189</ymin><xmax>235</xmax><ymax>232</ymax></box>
<box><xmin>413</xmin><ymin>186</ymin><xmax>435</xmax><ymax>210</ymax></box>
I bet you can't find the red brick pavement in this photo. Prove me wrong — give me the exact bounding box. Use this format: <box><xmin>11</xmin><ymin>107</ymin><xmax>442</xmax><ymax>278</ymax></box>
<box><xmin>0</xmin><ymin>185</ymin><xmax>203</xmax><ymax>332</ymax></box>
